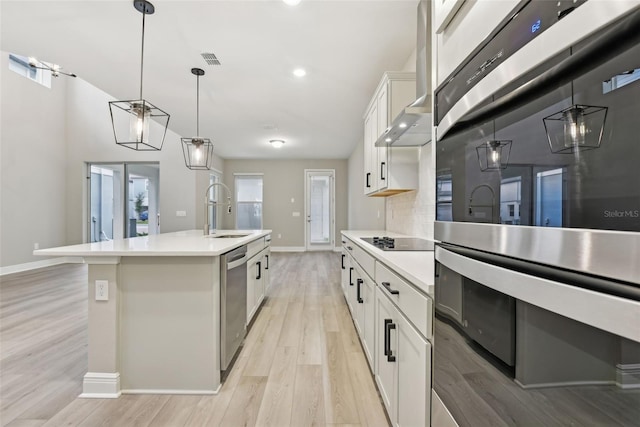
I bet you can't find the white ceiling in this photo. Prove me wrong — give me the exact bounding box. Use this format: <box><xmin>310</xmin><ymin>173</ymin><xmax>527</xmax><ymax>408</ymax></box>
<box><xmin>1</xmin><ymin>0</ymin><xmax>418</xmax><ymax>159</ymax></box>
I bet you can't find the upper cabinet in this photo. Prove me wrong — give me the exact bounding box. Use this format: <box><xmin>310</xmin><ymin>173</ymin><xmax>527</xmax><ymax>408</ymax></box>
<box><xmin>364</xmin><ymin>72</ymin><xmax>420</xmax><ymax>197</ymax></box>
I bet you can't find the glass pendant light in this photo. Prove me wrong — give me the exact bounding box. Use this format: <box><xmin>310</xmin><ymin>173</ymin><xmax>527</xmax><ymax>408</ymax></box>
<box><xmin>109</xmin><ymin>0</ymin><xmax>170</xmax><ymax>151</ymax></box>
<box><xmin>181</xmin><ymin>68</ymin><xmax>214</xmax><ymax>170</ymax></box>
<box><xmin>476</xmin><ymin>121</ymin><xmax>512</xmax><ymax>171</ymax></box>
<box><xmin>543</xmin><ymin>81</ymin><xmax>608</xmax><ymax>154</ymax></box>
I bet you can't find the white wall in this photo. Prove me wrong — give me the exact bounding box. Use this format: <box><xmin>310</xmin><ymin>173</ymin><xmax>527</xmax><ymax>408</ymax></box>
<box><xmin>347</xmin><ymin>137</ymin><xmax>386</xmax><ymax>231</ymax></box>
<box><xmin>64</xmin><ymin>78</ymin><xmax>200</xmax><ymax>245</ymax></box>
<box><xmin>0</xmin><ymin>53</ymin><xmax>68</xmax><ymax>267</ymax></box>
<box><xmin>0</xmin><ymin>51</ymin><xmax>224</xmax><ymax>268</ymax></box>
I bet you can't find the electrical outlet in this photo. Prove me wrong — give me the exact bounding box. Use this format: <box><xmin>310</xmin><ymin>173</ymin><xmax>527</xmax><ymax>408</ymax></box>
<box><xmin>176</xmin><ymin>210</ymin><xmax>187</xmax><ymax>217</ymax></box>
<box><xmin>95</xmin><ymin>280</ymin><xmax>109</xmax><ymax>301</ymax></box>
<box><xmin>278</xmin><ymin>234</ymin><xmax>282</xmax><ymax>239</ymax></box>
<box><xmin>292</xmin><ymin>212</ymin><xmax>300</xmax><ymax>217</ymax></box>
<box><xmin>34</xmin><ymin>242</ymin><xmax>39</xmax><ymax>250</ymax></box>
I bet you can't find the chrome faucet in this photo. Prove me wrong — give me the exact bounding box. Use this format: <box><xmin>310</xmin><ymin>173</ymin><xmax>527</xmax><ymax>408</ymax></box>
<box><xmin>204</xmin><ymin>182</ymin><xmax>232</xmax><ymax>235</ymax></box>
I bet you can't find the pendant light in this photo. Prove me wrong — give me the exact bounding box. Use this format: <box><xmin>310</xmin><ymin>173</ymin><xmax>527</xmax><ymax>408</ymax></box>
<box><xmin>181</xmin><ymin>68</ymin><xmax>215</xmax><ymax>170</ymax></box>
<box><xmin>476</xmin><ymin>121</ymin><xmax>512</xmax><ymax>171</ymax></box>
<box><xmin>543</xmin><ymin>81</ymin><xmax>608</xmax><ymax>154</ymax></box>
<box><xmin>108</xmin><ymin>0</ymin><xmax>170</xmax><ymax>151</ymax></box>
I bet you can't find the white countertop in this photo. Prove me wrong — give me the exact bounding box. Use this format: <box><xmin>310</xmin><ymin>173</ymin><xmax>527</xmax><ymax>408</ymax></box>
<box><xmin>341</xmin><ymin>230</ymin><xmax>435</xmax><ymax>298</ymax></box>
<box><xmin>33</xmin><ymin>230</ymin><xmax>272</xmax><ymax>257</ymax></box>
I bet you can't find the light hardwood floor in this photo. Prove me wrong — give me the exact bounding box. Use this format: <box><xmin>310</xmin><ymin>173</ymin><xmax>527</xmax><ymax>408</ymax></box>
<box><xmin>0</xmin><ymin>253</ymin><xmax>389</xmax><ymax>426</ymax></box>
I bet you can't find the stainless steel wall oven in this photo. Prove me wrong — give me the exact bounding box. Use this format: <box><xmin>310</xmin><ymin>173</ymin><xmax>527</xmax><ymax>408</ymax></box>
<box><xmin>433</xmin><ymin>1</ymin><xmax>640</xmax><ymax>425</ymax></box>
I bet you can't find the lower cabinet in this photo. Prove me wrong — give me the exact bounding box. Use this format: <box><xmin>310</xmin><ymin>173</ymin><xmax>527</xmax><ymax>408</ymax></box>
<box><xmin>376</xmin><ymin>290</ymin><xmax>431</xmax><ymax>426</ymax></box>
<box><xmin>247</xmin><ymin>247</ymin><xmax>268</xmax><ymax>323</ymax></box>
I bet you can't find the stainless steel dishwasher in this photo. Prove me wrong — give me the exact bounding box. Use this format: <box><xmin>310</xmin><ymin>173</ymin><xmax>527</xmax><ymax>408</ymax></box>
<box><xmin>220</xmin><ymin>245</ymin><xmax>247</xmax><ymax>372</ymax></box>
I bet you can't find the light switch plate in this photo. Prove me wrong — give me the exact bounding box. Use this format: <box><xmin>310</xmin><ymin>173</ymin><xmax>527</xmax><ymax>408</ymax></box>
<box><xmin>292</xmin><ymin>212</ymin><xmax>300</xmax><ymax>217</ymax></box>
<box><xmin>176</xmin><ymin>210</ymin><xmax>187</xmax><ymax>217</ymax></box>
<box><xmin>95</xmin><ymin>280</ymin><xmax>108</xmax><ymax>301</ymax></box>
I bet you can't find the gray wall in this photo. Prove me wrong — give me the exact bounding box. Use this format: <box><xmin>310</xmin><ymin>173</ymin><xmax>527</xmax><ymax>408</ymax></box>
<box><xmin>347</xmin><ymin>137</ymin><xmax>386</xmax><ymax>230</ymax></box>
<box><xmin>223</xmin><ymin>159</ymin><xmax>348</xmax><ymax>248</ymax></box>
<box><xmin>0</xmin><ymin>53</ymin><xmax>69</xmax><ymax>267</ymax></box>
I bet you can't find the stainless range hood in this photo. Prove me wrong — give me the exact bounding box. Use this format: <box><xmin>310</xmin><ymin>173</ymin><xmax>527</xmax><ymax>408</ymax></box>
<box><xmin>375</xmin><ymin>0</ymin><xmax>432</xmax><ymax>147</ymax></box>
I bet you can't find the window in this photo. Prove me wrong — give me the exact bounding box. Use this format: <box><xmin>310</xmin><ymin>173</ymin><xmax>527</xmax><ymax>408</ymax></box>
<box><xmin>235</xmin><ymin>174</ymin><xmax>263</xmax><ymax>229</ymax></box>
<box><xmin>8</xmin><ymin>53</ymin><xmax>51</xmax><ymax>88</ymax></box>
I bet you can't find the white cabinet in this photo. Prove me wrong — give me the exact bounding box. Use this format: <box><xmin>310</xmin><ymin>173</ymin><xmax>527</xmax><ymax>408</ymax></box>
<box><xmin>247</xmin><ymin>241</ymin><xmax>270</xmax><ymax>324</ymax></box>
<box><xmin>375</xmin><ymin>290</ymin><xmax>431</xmax><ymax>427</ymax></box>
<box><xmin>363</xmin><ymin>72</ymin><xmax>419</xmax><ymax>196</ymax></box>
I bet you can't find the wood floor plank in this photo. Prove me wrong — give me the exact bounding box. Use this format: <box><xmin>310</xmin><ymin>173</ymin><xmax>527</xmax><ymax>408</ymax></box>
<box><xmin>255</xmin><ymin>346</ymin><xmax>298</xmax><ymax>427</ymax></box>
<box><xmin>298</xmin><ymin>307</ymin><xmax>323</xmax><ymax>365</ymax></box>
<box><xmin>322</xmin><ymin>331</ymin><xmax>360</xmax><ymax>425</ymax></box>
<box><xmin>219</xmin><ymin>376</ymin><xmax>268</xmax><ymax>427</ymax></box>
<box><xmin>291</xmin><ymin>365</ymin><xmax>326</xmax><ymax>427</ymax></box>
<box><xmin>145</xmin><ymin>395</ymin><xmax>201</xmax><ymax>427</ymax></box>
<box><xmin>346</xmin><ymin>351</ymin><xmax>390</xmax><ymax>427</ymax></box>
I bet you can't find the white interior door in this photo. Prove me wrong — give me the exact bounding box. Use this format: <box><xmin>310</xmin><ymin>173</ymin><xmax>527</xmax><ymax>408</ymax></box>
<box><xmin>305</xmin><ymin>169</ymin><xmax>335</xmax><ymax>251</ymax></box>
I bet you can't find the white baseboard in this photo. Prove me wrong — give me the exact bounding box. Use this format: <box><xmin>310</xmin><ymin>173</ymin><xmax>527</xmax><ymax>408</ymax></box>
<box><xmin>79</xmin><ymin>372</ymin><xmax>121</xmax><ymax>398</ymax></box>
<box><xmin>122</xmin><ymin>388</ymin><xmax>219</xmax><ymax>395</ymax></box>
<box><xmin>0</xmin><ymin>256</ymin><xmax>84</xmax><ymax>276</ymax></box>
<box><xmin>270</xmin><ymin>246</ymin><xmax>305</xmax><ymax>252</ymax></box>
<box><xmin>617</xmin><ymin>363</ymin><xmax>640</xmax><ymax>389</ymax></box>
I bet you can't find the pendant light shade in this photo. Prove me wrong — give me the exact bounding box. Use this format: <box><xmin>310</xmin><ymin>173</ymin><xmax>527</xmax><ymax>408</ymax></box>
<box><xmin>109</xmin><ymin>0</ymin><xmax>170</xmax><ymax>151</ymax></box>
<box><xmin>181</xmin><ymin>68</ymin><xmax>215</xmax><ymax>170</ymax></box>
<box><xmin>476</xmin><ymin>139</ymin><xmax>512</xmax><ymax>171</ymax></box>
<box><xmin>543</xmin><ymin>104</ymin><xmax>608</xmax><ymax>153</ymax></box>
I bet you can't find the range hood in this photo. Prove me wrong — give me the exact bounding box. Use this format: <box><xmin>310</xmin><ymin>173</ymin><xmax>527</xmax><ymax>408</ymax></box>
<box><xmin>375</xmin><ymin>0</ymin><xmax>432</xmax><ymax>147</ymax></box>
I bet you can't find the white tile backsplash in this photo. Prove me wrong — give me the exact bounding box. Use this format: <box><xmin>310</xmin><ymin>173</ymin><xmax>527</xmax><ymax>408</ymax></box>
<box><xmin>386</xmin><ymin>143</ymin><xmax>436</xmax><ymax>239</ymax></box>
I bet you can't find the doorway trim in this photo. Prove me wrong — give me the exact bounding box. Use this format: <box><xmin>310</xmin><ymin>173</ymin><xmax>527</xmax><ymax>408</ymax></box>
<box><xmin>304</xmin><ymin>169</ymin><xmax>335</xmax><ymax>251</ymax></box>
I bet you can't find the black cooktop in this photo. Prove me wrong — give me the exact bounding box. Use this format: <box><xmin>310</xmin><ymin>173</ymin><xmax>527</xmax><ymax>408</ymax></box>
<box><xmin>361</xmin><ymin>236</ymin><xmax>434</xmax><ymax>251</ymax></box>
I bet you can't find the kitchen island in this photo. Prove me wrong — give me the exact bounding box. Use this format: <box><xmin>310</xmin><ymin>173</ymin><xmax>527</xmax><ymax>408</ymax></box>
<box><xmin>34</xmin><ymin>229</ymin><xmax>271</xmax><ymax>398</ymax></box>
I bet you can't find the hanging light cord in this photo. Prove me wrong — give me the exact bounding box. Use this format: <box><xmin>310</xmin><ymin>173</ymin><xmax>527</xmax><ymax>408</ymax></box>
<box><xmin>139</xmin><ymin>6</ymin><xmax>146</xmax><ymax>100</ymax></box>
<box><xmin>196</xmin><ymin>74</ymin><xmax>200</xmax><ymax>136</ymax></box>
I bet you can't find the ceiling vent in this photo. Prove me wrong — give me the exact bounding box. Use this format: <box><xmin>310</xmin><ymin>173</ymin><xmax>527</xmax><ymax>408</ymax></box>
<box><xmin>201</xmin><ymin>52</ymin><xmax>221</xmax><ymax>66</ymax></box>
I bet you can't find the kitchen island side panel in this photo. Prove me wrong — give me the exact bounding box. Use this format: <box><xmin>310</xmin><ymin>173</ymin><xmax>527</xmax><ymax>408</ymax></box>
<box><xmin>118</xmin><ymin>256</ymin><xmax>221</xmax><ymax>392</ymax></box>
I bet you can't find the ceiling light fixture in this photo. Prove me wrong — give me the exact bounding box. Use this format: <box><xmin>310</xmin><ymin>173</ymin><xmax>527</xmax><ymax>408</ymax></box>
<box><xmin>28</xmin><ymin>57</ymin><xmax>76</xmax><ymax>78</ymax></box>
<box><xmin>293</xmin><ymin>68</ymin><xmax>306</xmax><ymax>77</ymax></box>
<box><xmin>108</xmin><ymin>0</ymin><xmax>170</xmax><ymax>151</ymax></box>
<box><xmin>182</xmin><ymin>68</ymin><xmax>214</xmax><ymax>170</ymax></box>
<box><xmin>270</xmin><ymin>139</ymin><xmax>285</xmax><ymax>148</ymax></box>
<box><xmin>283</xmin><ymin>0</ymin><xmax>302</xmax><ymax>6</ymax></box>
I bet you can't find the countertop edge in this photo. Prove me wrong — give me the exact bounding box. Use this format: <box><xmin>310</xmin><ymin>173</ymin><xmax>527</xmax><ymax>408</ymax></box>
<box><xmin>33</xmin><ymin>230</ymin><xmax>272</xmax><ymax>257</ymax></box>
<box><xmin>341</xmin><ymin>230</ymin><xmax>435</xmax><ymax>298</ymax></box>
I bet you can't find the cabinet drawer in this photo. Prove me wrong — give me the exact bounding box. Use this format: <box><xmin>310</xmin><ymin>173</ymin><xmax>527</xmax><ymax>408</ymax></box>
<box><xmin>247</xmin><ymin>238</ymin><xmax>265</xmax><ymax>260</ymax></box>
<box><xmin>351</xmin><ymin>244</ymin><xmax>375</xmax><ymax>279</ymax></box>
<box><xmin>375</xmin><ymin>262</ymin><xmax>432</xmax><ymax>339</ymax></box>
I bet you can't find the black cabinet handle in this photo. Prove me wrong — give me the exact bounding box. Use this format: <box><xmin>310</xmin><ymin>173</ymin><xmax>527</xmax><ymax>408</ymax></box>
<box><xmin>347</xmin><ymin>246</ymin><xmax>353</xmax><ymax>251</ymax></box>
<box><xmin>385</xmin><ymin>319</ymin><xmax>396</xmax><ymax>362</ymax></box>
<box><xmin>357</xmin><ymin>278</ymin><xmax>364</xmax><ymax>304</ymax></box>
<box><xmin>380</xmin><ymin>162</ymin><xmax>386</xmax><ymax>180</ymax></box>
<box><xmin>349</xmin><ymin>267</ymin><xmax>354</xmax><ymax>286</ymax></box>
<box><xmin>341</xmin><ymin>254</ymin><xmax>345</xmax><ymax>270</ymax></box>
<box><xmin>341</xmin><ymin>240</ymin><xmax>346</xmax><ymax>244</ymax></box>
<box><xmin>366</xmin><ymin>172</ymin><xmax>371</xmax><ymax>188</ymax></box>
<box><xmin>265</xmin><ymin>255</ymin><xmax>269</xmax><ymax>270</ymax></box>
<box><xmin>381</xmin><ymin>281</ymin><xmax>399</xmax><ymax>295</ymax></box>
<box><xmin>256</xmin><ymin>261</ymin><xmax>262</xmax><ymax>280</ymax></box>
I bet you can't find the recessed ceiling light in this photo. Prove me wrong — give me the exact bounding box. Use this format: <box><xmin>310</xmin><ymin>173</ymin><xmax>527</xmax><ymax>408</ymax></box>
<box><xmin>385</xmin><ymin>137</ymin><xmax>392</xmax><ymax>143</ymax></box>
<box><xmin>293</xmin><ymin>68</ymin><xmax>306</xmax><ymax>77</ymax></box>
<box><xmin>270</xmin><ymin>139</ymin><xmax>285</xmax><ymax>148</ymax></box>
<box><xmin>283</xmin><ymin>0</ymin><xmax>302</xmax><ymax>6</ymax></box>
<box><xmin>399</xmin><ymin>122</ymin><xmax>407</xmax><ymax>129</ymax></box>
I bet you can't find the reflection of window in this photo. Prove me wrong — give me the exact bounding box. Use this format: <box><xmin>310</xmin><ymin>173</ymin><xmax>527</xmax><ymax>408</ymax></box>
<box><xmin>535</xmin><ymin>168</ymin><xmax>563</xmax><ymax>227</ymax></box>
<box><xmin>500</xmin><ymin>177</ymin><xmax>521</xmax><ymax>225</ymax></box>
<box><xmin>436</xmin><ymin>174</ymin><xmax>453</xmax><ymax>221</ymax></box>
<box><xmin>8</xmin><ymin>53</ymin><xmax>52</xmax><ymax>88</ymax></box>
<box><xmin>235</xmin><ymin>174</ymin><xmax>263</xmax><ymax>229</ymax></box>
<box><xmin>603</xmin><ymin>68</ymin><xmax>640</xmax><ymax>94</ymax></box>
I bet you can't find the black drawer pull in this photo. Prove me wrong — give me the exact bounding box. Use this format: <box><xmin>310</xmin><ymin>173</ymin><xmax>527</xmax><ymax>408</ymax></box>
<box><xmin>349</xmin><ymin>267</ymin><xmax>354</xmax><ymax>286</ymax></box>
<box><xmin>381</xmin><ymin>281</ymin><xmax>399</xmax><ymax>295</ymax></box>
<box><xmin>385</xmin><ymin>319</ymin><xmax>396</xmax><ymax>362</ymax></box>
<box><xmin>341</xmin><ymin>254</ymin><xmax>345</xmax><ymax>270</ymax></box>
<box><xmin>347</xmin><ymin>246</ymin><xmax>353</xmax><ymax>251</ymax></box>
<box><xmin>256</xmin><ymin>261</ymin><xmax>262</xmax><ymax>280</ymax></box>
<box><xmin>357</xmin><ymin>278</ymin><xmax>364</xmax><ymax>304</ymax></box>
